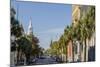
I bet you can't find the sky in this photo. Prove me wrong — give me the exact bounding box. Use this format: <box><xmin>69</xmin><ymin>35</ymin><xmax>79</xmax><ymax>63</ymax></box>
<box><xmin>11</xmin><ymin>0</ymin><xmax>72</xmax><ymax>49</ymax></box>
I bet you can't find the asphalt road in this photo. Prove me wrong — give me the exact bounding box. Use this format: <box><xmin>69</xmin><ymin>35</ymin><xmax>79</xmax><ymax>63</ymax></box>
<box><xmin>34</xmin><ymin>56</ymin><xmax>58</xmax><ymax>65</ymax></box>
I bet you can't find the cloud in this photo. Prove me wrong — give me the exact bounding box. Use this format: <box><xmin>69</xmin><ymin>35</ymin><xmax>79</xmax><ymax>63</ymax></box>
<box><xmin>38</xmin><ymin>27</ymin><xmax>64</xmax><ymax>34</ymax></box>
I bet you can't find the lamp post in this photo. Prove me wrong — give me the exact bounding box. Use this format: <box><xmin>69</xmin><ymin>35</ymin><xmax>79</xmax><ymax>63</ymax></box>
<box><xmin>11</xmin><ymin>35</ymin><xmax>17</xmax><ymax>66</ymax></box>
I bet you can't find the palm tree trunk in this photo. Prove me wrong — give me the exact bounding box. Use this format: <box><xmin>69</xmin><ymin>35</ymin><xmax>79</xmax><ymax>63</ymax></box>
<box><xmin>84</xmin><ymin>39</ymin><xmax>87</xmax><ymax>62</ymax></box>
<box><xmin>72</xmin><ymin>40</ymin><xmax>74</xmax><ymax>62</ymax></box>
<box><xmin>24</xmin><ymin>53</ymin><xmax>26</xmax><ymax>65</ymax></box>
<box><xmin>66</xmin><ymin>45</ymin><xmax>68</xmax><ymax>62</ymax></box>
<box><xmin>61</xmin><ymin>47</ymin><xmax>63</xmax><ymax>62</ymax></box>
<box><xmin>17</xmin><ymin>50</ymin><xmax>20</xmax><ymax>64</ymax></box>
<box><xmin>81</xmin><ymin>41</ymin><xmax>85</xmax><ymax>62</ymax></box>
<box><xmin>86</xmin><ymin>39</ymin><xmax>89</xmax><ymax>61</ymax></box>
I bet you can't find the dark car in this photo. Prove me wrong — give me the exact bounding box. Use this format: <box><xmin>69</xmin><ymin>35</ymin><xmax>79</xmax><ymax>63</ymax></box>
<box><xmin>39</xmin><ymin>56</ymin><xmax>46</xmax><ymax>59</ymax></box>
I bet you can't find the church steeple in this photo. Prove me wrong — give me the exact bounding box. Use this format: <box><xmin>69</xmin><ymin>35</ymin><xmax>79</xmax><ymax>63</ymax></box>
<box><xmin>50</xmin><ymin>39</ymin><xmax>53</xmax><ymax>47</ymax></box>
<box><xmin>27</xmin><ymin>17</ymin><xmax>33</xmax><ymax>35</ymax></box>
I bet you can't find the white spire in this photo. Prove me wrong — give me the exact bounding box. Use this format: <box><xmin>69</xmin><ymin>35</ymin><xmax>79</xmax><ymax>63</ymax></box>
<box><xmin>27</xmin><ymin>17</ymin><xmax>33</xmax><ymax>35</ymax></box>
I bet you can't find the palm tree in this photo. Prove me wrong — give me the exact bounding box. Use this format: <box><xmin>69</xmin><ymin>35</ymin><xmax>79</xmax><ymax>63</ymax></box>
<box><xmin>58</xmin><ymin>35</ymin><xmax>67</xmax><ymax>62</ymax></box>
<box><xmin>85</xmin><ymin>6</ymin><xmax>95</xmax><ymax>61</ymax></box>
<box><xmin>76</xmin><ymin>6</ymin><xmax>95</xmax><ymax>61</ymax></box>
<box><xmin>64</xmin><ymin>25</ymin><xmax>75</xmax><ymax>62</ymax></box>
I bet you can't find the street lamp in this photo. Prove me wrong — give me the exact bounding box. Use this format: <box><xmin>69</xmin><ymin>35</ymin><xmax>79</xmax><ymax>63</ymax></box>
<box><xmin>11</xmin><ymin>35</ymin><xmax>17</xmax><ymax>66</ymax></box>
<box><xmin>11</xmin><ymin>35</ymin><xmax>16</xmax><ymax>42</ymax></box>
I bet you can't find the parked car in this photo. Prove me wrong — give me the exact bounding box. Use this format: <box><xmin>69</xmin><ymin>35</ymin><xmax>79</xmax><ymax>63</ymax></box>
<box><xmin>39</xmin><ymin>56</ymin><xmax>46</xmax><ymax>59</ymax></box>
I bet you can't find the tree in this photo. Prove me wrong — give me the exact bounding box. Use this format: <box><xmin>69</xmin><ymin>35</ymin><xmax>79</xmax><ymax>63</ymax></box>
<box><xmin>64</xmin><ymin>24</ymin><xmax>76</xmax><ymax>62</ymax></box>
<box><xmin>11</xmin><ymin>8</ymin><xmax>22</xmax><ymax>38</ymax></box>
<box><xmin>11</xmin><ymin>8</ymin><xmax>22</xmax><ymax>52</ymax></box>
<box><xmin>75</xmin><ymin>6</ymin><xmax>95</xmax><ymax>61</ymax></box>
<box><xmin>16</xmin><ymin>36</ymin><xmax>32</xmax><ymax>64</ymax></box>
